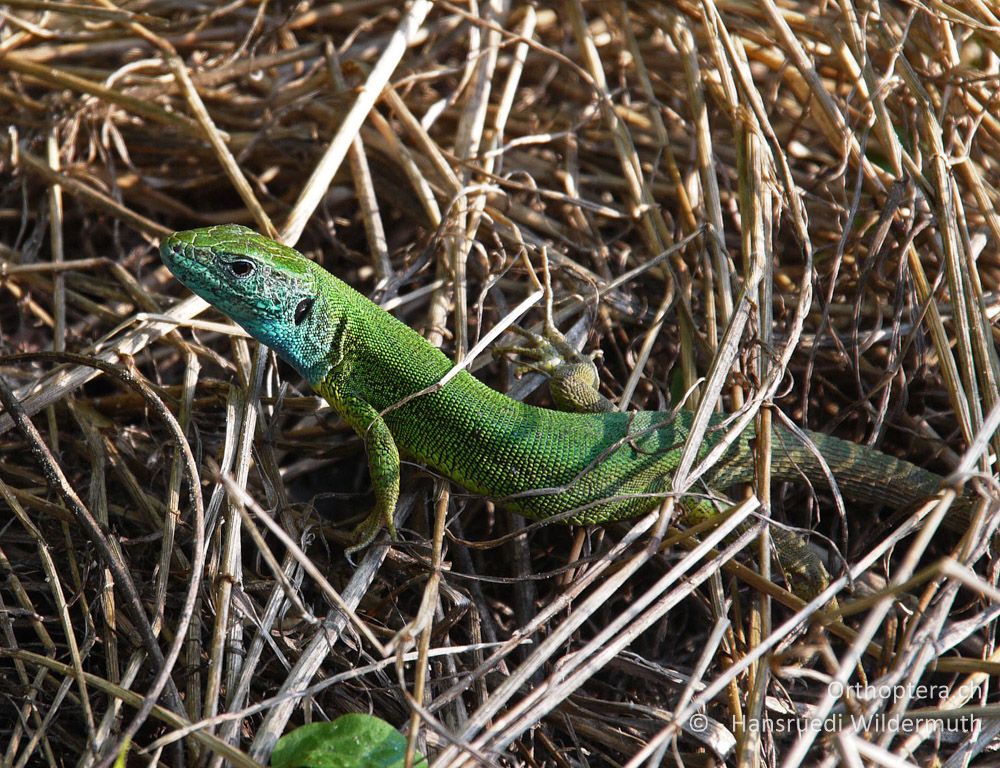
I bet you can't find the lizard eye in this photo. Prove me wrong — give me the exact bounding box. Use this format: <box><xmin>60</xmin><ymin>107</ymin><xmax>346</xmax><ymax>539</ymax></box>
<box><xmin>228</xmin><ymin>259</ymin><xmax>255</xmax><ymax>278</ymax></box>
<box><xmin>294</xmin><ymin>297</ymin><xmax>315</xmax><ymax>326</ymax></box>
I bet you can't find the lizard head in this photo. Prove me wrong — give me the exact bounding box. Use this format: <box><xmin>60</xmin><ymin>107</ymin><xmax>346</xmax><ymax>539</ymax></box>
<box><xmin>161</xmin><ymin>225</ymin><xmax>335</xmax><ymax>383</ymax></box>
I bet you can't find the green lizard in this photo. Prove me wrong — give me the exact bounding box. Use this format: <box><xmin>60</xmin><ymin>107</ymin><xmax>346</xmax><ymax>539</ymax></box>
<box><xmin>160</xmin><ymin>224</ymin><xmax>964</xmax><ymax>598</ymax></box>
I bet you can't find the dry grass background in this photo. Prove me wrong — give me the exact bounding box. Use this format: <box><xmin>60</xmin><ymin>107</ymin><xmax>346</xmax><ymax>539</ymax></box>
<box><xmin>1</xmin><ymin>1</ymin><xmax>999</xmax><ymax>765</ymax></box>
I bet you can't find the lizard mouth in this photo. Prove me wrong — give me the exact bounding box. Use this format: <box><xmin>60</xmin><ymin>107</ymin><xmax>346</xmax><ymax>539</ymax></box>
<box><xmin>160</xmin><ymin>234</ymin><xmax>204</xmax><ymax>285</ymax></box>
<box><xmin>161</xmin><ymin>225</ymin><xmax>257</xmax><ymax>271</ymax></box>
<box><xmin>160</xmin><ymin>228</ymin><xmax>289</xmax><ymax>334</ymax></box>
<box><xmin>160</xmin><ymin>233</ymin><xmax>241</xmax><ymax>314</ymax></box>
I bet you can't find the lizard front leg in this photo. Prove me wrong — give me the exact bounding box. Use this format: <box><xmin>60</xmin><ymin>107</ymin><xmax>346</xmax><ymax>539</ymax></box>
<box><xmin>318</xmin><ymin>378</ymin><xmax>400</xmax><ymax>555</ymax></box>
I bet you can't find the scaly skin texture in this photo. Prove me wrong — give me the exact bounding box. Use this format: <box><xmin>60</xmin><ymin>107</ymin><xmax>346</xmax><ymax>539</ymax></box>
<box><xmin>161</xmin><ymin>225</ymin><xmax>956</xmax><ymax>597</ymax></box>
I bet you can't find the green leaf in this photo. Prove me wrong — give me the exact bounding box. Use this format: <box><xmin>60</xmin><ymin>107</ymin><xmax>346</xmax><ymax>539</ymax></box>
<box><xmin>113</xmin><ymin>737</ymin><xmax>131</xmax><ymax>768</ymax></box>
<box><xmin>271</xmin><ymin>714</ymin><xmax>426</xmax><ymax>768</ymax></box>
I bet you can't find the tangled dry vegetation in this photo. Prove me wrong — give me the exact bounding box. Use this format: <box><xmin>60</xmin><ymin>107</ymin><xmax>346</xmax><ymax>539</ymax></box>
<box><xmin>1</xmin><ymin>1</ymin><xmax>999</xmax><ymax>765</ymax></box>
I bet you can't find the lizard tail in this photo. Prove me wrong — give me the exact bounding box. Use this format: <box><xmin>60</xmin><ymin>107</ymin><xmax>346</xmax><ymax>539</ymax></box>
<box><xmin>775</xmin><ymin>429</ymin><xmax>945</xmax><ymax>510</ymax></box>
<box><xmin>706</xmin><ymin>426</ymin><xmax>953</xmax><ymax>516</ymax></box>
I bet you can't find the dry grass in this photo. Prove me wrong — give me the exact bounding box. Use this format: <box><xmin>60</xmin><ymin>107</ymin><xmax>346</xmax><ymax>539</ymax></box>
<box><xmin>1</xmin><ymin>1</ymin><xmax>999</xmax><ymax>765</ymax></box>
